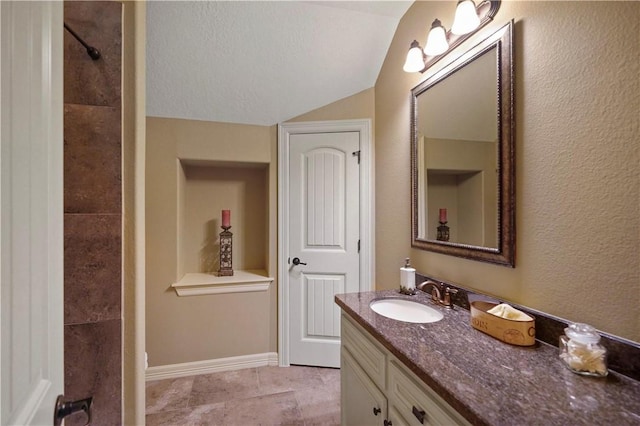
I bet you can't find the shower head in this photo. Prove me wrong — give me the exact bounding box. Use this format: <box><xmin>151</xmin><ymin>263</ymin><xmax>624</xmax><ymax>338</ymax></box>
<box><xmin>64</xmin><ymin>23</ymin><xmax>101</xmax><ymax>61</ymax></box>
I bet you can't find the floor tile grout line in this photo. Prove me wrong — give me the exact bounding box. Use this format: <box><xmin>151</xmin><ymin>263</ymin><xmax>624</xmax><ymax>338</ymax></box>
<box><xmin>146</xmin><ymin>365</ymin><xmax>341</xmax><ymax>424</ymax></box>
<box><xmin>185</xmin><ymin>376</ymin><xmax>196</xmax><ymax>410</ymax></box>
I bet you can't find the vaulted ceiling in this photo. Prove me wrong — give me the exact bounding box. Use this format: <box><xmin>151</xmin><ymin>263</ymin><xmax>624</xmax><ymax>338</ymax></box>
<box><xmin>146</xmin><ymin>1</ymin><xmax>413</xmax><ymax>126</ymax></box>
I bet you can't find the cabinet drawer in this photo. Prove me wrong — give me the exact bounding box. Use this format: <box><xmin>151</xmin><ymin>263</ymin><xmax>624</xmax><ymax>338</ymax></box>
<box><xmin>341</xmin><ymin>314</ymin><xmax>387</xmax><ymax>391</ymax></box>
<box><xmin>388</xmin><ymin>359</ymin><xmax>470</xmax><ymax>426</ymax></box>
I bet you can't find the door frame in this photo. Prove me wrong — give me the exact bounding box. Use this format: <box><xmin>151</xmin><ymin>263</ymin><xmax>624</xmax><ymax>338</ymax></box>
<box><xmin>277</xmin><ymin>119</ymin><xmax>374</xmax><ymax>367</ymax></box>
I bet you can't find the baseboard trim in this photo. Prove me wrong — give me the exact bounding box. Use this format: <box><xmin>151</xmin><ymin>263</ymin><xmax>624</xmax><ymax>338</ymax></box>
<box><xmin>145</xmin><ymin>352</ymin><xmax>279</xmax><ymax>381</ymax></box>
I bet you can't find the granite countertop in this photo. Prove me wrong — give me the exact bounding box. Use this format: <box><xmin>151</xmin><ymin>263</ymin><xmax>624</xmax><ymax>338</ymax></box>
<box><xmin>335</xmin><ymin>290</ymin><xmax>640</xmax><ymax>426</ymax></box>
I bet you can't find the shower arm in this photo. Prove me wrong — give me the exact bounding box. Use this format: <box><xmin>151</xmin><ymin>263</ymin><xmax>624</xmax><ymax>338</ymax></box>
<box><xmin>64</xmin><ymin>23</ymin><xmax>100</xmax><ymax>61</ymax></box>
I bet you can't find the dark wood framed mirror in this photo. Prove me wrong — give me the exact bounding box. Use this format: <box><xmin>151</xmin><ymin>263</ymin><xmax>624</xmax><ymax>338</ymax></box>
<box><xmin>411</xmin><ymin>21</ymin><xmax>515</xmax><ymax>267</ymax></box>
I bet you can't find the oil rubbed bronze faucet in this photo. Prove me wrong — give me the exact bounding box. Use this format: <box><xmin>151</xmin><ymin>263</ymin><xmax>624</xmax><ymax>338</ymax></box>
<box><xmin>417</xmin><ymin>280</ymin><xmax>458</xmax><ymax>309</ymax></box>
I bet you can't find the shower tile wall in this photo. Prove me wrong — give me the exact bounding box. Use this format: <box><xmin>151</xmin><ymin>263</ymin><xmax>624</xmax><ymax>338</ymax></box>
<box><xmin>64</xmin><ymin>2</ymin><xmax>122</xmax><ymax>425</ymax></box>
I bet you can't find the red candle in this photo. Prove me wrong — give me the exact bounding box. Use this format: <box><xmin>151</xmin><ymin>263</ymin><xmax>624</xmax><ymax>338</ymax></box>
<box><xmin>439</xmin><ymin>208</ymin><xmax>447</xmax><ymax>223</ymax></box>
<box><xmin>222</xmin><ymin>210</ymin><xmax>231</xmax><ymax>228</ymax></box>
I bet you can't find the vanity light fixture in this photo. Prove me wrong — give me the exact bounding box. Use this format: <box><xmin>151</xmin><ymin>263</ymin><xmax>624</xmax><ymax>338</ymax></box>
<box><xmin>403</xmin><ymin>40</ymin><xmax>427</xmax><ymax>73</ymax></box>
<box><xmin>402</xmin><ymin>0</ymin><xmax>501</xmax><ymax>74</ymax></box>
<box><xmin>451</xmin><ymin>0</ymin><xmax>481</xmax><ymax>35</ymax></box>
<box><xmin>424</xmin><ymin>19</ymin><xmax>449</xmax><ymax>56</ymax></box>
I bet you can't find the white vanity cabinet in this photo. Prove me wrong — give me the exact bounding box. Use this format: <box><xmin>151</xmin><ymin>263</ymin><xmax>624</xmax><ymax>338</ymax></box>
<box><xmin>341</xmin><ymin>348</ymin><xmax>387</xmax><ymax>425</ymax></box>
<box><xmin>341</xmin><ymin>313</ymin><xmax>470</xmax><ymax>426</ymax></box>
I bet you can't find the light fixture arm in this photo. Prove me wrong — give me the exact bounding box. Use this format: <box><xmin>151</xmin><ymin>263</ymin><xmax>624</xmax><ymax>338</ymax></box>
<box><xmin>483</xmin><ymin>0</ymin><xmax>501</xmax><ymax>19</ymax></box>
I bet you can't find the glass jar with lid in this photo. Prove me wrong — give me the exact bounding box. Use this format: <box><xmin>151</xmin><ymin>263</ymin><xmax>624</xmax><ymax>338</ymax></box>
<box><xmin>559</xmin><ymin>323</ymin><xmax>608</xmax><ymax>377</ymax></box>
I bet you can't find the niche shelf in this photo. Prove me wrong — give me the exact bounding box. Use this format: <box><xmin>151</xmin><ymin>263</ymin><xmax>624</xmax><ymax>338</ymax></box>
<box><xmin>172</xmin><ymin>270</ymin><xmax>274</xmax><ymax>297</ymax></box>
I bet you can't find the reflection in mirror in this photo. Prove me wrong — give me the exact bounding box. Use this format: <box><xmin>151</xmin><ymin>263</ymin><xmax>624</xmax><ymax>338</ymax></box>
<box><xmin>411</xmin><ymin>21</ymin><xmax>515</xmax><ymax>267</ymax></box>
<box><xmin>417</xmin><ymin>48</ymin><xmax>498</xmax><ymax>247</ymax></box>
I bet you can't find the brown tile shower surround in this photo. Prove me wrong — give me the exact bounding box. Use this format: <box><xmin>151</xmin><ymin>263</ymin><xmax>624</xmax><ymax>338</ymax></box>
<box><xmin>64</xmin><ymin>2</ymin><xmax>122</xmax><ymax>108</ymax></box>
<box><xmin>335</xmin><ymin>274</ymin><xmax>640</xmax><ymax>425</ymax></box>
<box><xmin>64</xmin><ymin>105</ymin><xmax>122</xmax><ymax>214</ymax></box>
<box><xmin>64</xmin><ymin>2</ymin><xmax>122</xmax><ymax>425</ymax></box>
<box><xmin>145</xmin><ymin>366</ymin><xmax>341</xmax><ymax>426</ymax></box>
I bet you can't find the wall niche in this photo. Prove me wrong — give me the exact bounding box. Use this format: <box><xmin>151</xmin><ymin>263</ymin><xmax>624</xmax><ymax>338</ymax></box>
<box><xmin>172</xmin><ymin>160</ymin><xmax>273</xmax><ymax>296</ymax></box>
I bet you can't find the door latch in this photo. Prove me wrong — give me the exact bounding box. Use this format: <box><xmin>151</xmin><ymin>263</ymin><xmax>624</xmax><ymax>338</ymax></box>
<box><xmin>54</xmin><ymin>395</ymin><xmax>93</xmax><ymax>426</ymax></box>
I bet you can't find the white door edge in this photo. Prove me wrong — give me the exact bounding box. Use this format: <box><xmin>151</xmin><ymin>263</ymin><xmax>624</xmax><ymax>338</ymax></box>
<box><xmin>1</xmin><ymin>2</ymin><xmax>64</xmax><ymax>424</ymax></box>
<box><xmin>277</xmin><ymin>119</ymin><xmax>374</xmax><ymax>367</ymax></box>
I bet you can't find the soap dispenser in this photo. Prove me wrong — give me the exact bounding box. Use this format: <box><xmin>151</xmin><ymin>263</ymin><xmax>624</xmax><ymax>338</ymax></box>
<box><xmin>399</xmin><ymin>258</ymin><xmax>416</xmax><ymax>295</ymax></box>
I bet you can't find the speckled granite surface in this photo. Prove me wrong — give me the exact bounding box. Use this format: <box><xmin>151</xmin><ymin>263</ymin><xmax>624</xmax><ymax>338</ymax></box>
<box><xmin>335</xmin><ymin>290</ymin><xmax>640</xmax><ymax>426</ymax></box>
<box><xmin>414</xmin><ymin>273</ymin><xmax>640</xmax><ymax>382</ymax></box>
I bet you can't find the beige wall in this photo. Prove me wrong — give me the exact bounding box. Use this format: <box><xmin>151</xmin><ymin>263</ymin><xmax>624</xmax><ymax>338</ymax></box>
<box><xmin>375</xmin><ymin>1</ymin><xmax>639</xmax><ymax>342</ymax></box>
<box><xmin>146</xmin><ymin>89</ymin><xmax>375</xmax><ymax>367</ymax></box>
<box><xmin>287</xmin><ymin>87</ymin><xmax>375</xmax><ymax>123</ymax></box>
<box><xmin>146</xmin><ymin>117</ymin><xmax>277</xmax><ymax>366</ymax></box>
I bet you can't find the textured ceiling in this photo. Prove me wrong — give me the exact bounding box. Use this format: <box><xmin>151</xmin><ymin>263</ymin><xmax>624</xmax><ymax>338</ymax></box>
<box><xmin>146</xmin><ymin>1</ymin><xmax>413</xmax><ymax>126</ymax></box>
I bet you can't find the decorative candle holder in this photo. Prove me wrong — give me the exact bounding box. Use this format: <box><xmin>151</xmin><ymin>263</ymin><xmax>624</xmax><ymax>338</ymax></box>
<box><xmin>218</xmin><ymin>225</ymin><xmax>234</xmax><ymax>276</ymax></box>
<box><xmin>437</xmin><ymin>221</ymin><xmax>450</xmax><ymax>242</ymax></box>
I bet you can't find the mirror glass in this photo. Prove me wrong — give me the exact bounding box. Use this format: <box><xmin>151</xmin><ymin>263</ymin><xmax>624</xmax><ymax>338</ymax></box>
<box><xmin>411</xmin><ymin>22</ymin><xmax>515</xmax><ymax>267</ymax></box>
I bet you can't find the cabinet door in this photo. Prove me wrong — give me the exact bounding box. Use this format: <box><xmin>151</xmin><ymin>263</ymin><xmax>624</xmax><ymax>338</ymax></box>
<box><xmin>342</xmin><ymin>347</ymin><xmax>387</xmax><ymax>426</ymax></box>
<box><xmin>388</xmin><ymin>405</ymin><xmax>412</xmax><ymax>426</ymax></box>
<box><xmin>388</xmin><ymin>360</ymin><xmax>470</xmax><ymax>426</ymax></box>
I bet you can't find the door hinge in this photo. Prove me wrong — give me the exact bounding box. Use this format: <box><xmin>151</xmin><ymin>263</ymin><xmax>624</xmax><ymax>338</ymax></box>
<box><xmin>358</xmin><ymin>239</ymin><xmax>360</xmax><ymax>253</ymax></box>
<box><xmin>352</xmin><ymin>150</ymin><xmax>361</xmax><ymax>164</ymax></box>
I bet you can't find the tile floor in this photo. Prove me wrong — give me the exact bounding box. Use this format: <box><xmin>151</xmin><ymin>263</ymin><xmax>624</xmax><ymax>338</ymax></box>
<box><xmin>146</xmin><ymin>365</ymin><xmax>341</xmax><ymax>426</ymax></box>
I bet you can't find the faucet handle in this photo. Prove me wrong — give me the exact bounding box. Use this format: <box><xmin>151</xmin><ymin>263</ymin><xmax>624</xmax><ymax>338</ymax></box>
<box><xmin>443</xmin><ymin>287</ymin><xmax>458</xmax><ymax>308</ymax></box>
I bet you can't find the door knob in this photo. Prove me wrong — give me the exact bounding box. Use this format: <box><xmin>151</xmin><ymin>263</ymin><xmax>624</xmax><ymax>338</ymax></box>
<box><xmin>54</xmin><ymin>395</ymin><xmax>93</xmax><ymax>426</ymax></box>
<box><xmin>292</xmin><ymin>257</ymin><xmax>307</xmax><ymax>266</ymax></box>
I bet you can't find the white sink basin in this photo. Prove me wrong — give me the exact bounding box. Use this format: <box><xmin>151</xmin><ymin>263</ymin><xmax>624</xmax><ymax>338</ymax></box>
<box><xmin>370</xmin><ymin>299</ymin><xmax>444</xmax><ymax>323</ymax></box>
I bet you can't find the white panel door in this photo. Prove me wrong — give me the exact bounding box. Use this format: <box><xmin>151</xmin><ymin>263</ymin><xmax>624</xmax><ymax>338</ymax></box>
<box><xmin>1</xmin><ymin>2</ymin><xmax>64</xmax><ymax>425</ymax></box>
<box><xmin>288</xmin><ymin>131</ymin><xmax>360</xmax><ymax>367</ymax></box>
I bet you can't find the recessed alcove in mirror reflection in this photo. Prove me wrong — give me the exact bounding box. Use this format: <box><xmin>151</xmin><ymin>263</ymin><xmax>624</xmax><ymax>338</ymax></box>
<box><xmin>411</xmin><ymin>21</ymin><xmax>515</xmax><ymax>267</ymax></box>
